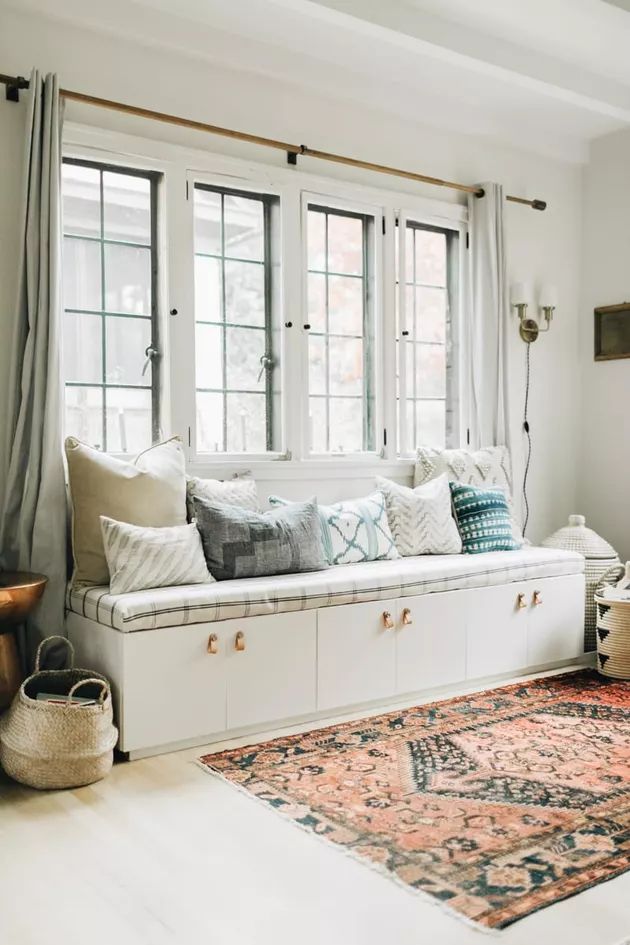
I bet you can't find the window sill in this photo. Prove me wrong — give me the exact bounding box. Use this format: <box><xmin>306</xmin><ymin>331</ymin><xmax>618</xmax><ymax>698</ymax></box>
<box><xmin>187</xmin><ymin>456</ymin><xmax>416</xmax><ymax>482</ymax></box>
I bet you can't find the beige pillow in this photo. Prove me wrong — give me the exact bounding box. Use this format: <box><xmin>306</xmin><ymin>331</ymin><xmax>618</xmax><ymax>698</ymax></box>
<box><xmin>66</xmin><ymin>436</ymin><xmax>187</xmax><ymax>587</ymax></box>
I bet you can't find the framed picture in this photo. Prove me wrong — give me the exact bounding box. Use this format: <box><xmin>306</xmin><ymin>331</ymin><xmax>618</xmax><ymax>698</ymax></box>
<box><xmin>594</xmin><ymin>303</ymin><xmax>630</xmax><ymax>361</ymax></box>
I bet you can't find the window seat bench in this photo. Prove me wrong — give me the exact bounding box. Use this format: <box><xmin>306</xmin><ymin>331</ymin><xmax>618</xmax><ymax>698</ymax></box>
<box><xmin>66</xmin><ymin>548</ymin><xmax>586</xmax><ymax>758</ymax></box>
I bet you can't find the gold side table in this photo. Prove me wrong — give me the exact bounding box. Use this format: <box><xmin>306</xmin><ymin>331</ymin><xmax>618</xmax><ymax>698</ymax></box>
<box><xmin>0</xmin><ymin>572</ymin><xmax>47</xmax><ymax>709</ymax></box>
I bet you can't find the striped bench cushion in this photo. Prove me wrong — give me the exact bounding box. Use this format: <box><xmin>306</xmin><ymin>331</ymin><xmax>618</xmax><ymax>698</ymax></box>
<box><xmin>66</xmin><ymin>547</ymin><xmax>584</xmax><ymax>633</ymax></box>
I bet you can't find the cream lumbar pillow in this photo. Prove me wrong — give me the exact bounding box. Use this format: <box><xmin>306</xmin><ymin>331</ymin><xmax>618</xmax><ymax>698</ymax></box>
<box><xmin>66</xmin><ymin>436</ymin><xmax>187</xmax><ymax>587</ymax></box>
<box><xmin>100</xmin><ymin>517</ymin><xmax>213</xmax><ymax>595</ymax></box>
<box><xmin>376</xmin><ymin>473</ymin><xmax>462</xmax><ymax>556</ymax></box>
<box><xmin>187</xmin><ymin>474</ymin><xmax>260</xmax><ymax>515</ymax></box>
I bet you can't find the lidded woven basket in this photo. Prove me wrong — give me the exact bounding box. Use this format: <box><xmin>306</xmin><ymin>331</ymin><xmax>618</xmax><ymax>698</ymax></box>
<box><xmin>542</xmin><ymin>514</ymin><xmax>619</xmax><ymax>652</ymax></box>
<box><xmin>0</xmin><ymin>636</ymin><xmax>118</xmax><ymax>790</ymax></box>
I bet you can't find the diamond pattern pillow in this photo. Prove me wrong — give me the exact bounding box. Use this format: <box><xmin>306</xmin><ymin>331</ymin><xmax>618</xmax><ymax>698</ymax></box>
<box><xmin>376</xmin><ymin>474</ymin><xmax>461</xmax><ymax>556</ymax></box>
<box><xmin>449</xmin><ymin>482</ymin><xmax>522</xmax><ymax>554</ymax></box>
<box><xmin>187</xmin><ymin>474</ymin><xmax>260</xmax><ymax>518</ymax></box>
<box><xmin>269</xmin><ymin>491</ymin><xmax>399</xmax><ymax>566</ymax></box>
<box><xmin>414</xmin><ymin>445</ymin><xmax>524</xmax><ymax>543</ymax></box>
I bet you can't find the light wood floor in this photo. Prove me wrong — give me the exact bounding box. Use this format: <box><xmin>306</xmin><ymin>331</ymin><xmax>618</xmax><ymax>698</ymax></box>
<box><xmin>1</xmin><ymin>674</ymin><xmax>630</xmax><ymax>945</ymax></box>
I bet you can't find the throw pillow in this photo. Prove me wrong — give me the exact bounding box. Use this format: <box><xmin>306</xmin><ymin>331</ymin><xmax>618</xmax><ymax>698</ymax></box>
<box><xmin>192</xmin><ymin>496</ymin><xmax>328</xmax><ymax>581</ymax></box>
<box><xmin>449</xmin><ymin>482</ymin><xmax>522</xmax><ymax>554</ymax></box>
<box><xmin>187</xmin><ymin>473</ymin><xmax>260</xmax><ymax>517</ymax></box>
<box><xmin>100</xmin><ymin>517</ymin><xmax>213</xmax><ymax>595</ymax></box>
<box><xmin>66</xmin><ymin>436</ymin><xmax>187</xmax><ymax>587</ymax></box>
<box><xmin>414</xmin><ymin>445</ymin><xmax>523</xmax><ymax>543</ymax></box>
<box><xmin>376</xmin><ymin>474</ymin><xmax>461</xmax><ymax>556</ymax></box>
<box><xmin>269</xmin><ymin>491</ymin><xmax>399</xmax><ymax>566</ymax></box>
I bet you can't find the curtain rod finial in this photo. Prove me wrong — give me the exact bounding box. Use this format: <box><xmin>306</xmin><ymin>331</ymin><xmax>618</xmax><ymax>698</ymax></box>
<box><xmin>532</xmin><ymin>199</ymin><xmax>547</xmax><ymax>211</ymax></box>
<box><xmin>475</xmin><ymin>187</ymin><xmax>485</xmax><ymax>199</ymax></box>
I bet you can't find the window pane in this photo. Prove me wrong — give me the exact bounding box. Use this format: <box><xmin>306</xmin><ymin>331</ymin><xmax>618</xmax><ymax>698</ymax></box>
<box><xmin>63</xmin><ymin>312</ymin><xmax>102</xmax><ymax>384</ymax></box>
<box><xmin>328</xmin><ymin>214</ymin><xmax>363</xmax><ymax>275</ymax></box>
<box><xmin>415</xmin><ymin>229</ymin><xmax>446</xmax><ymax>286</ymax></box>
<box><xmin>308</xmin><ymin>335</ymin><xmax>327</xmax><ymax>395</ymax></box>
<box><xmin>195</xmin><ymin>256</ymin><xmax>222</xmax><ymax>322</ymax></box>
<box><xmin>197</xmin><ymin>391</ymin><xmax>224</xmax><ymax>453</ymax></box>
<box><xmin>226</xmin><ymin>393</ymin><xmax>266</xmax><ymax>453</ymax></box>
<box><xmin>224</xmin><ymin>260</ymin><xmax>265</xmax><ymax>327</ymax></box>
<box><xmin>104</xmin><ymin>243</ymin><xmax>151</xmax><ymax>315</ymax></box>
<box><xmin>103</xmin><ymin>171</ymin><xmax>151</xmax><ymax>245</ymax></box>
<box><xmin>62</xmin><ymin>164</ymin><xmax>101</xmax><ymax>238</ymax></box>
<box><xmin>224</xmin><ymin>194</ymin><xmax>264</xmax><ymax>261</ymax></box>
<box><xmin>65</xmin><ymin>386</ymin><xmax>103</xmax><ymax>449</ymax></box>
<box><xmin>309</xmin><ymin>397</ymin><xmax>327</xmax><ymax>453</ymax></box>
<box><xmin>307</xmin><ymin>273</ymin><xmax>326</xmax><ymax>332</ymax></box>
<box><xmin>105</xmin><ymin>316</ymin><xmax>152</xmax><ymax>386</ymax></box>
<box><xmin>329</xmin><ymin>398</ymin><xmax>363</xmax><ymax>453</ymax></box>
<box><xmin>416</xmin><ymin>344</ymin><xmax>446</xmax><ymax>398</ymax></box>
<box><xmin>328</xmin><ymin>276</ymin><xmax>363</xmax><ymax>335</ymax></box>
<box><xmin>329</xmin><ymin>337</ymin><xmax>363</xmax><ymax>396</ymax></box>
<box><xmin>196</xmin><ymin>324</ymin><xmax>223</xmax><ymax>390</ymax></box>
<box><xmin>307</xmin><ymin>210</ymin><xmax>326</xmax><ymax>271</ymax></box>
<box><xmin>225</xmin><ymin>326</ymin><xmax>266</xmax><ymax>391</ymax></box>
<box><xmin>63</xmin><ymin>238</ymin><xmax>102</xmax><ymax>311</ymax></box>
<box><xmin>416</xmin><ymin>399</ymin><xmax>446</xmax><ymax>447</ymax></box>
<box><xmin>105</xmin><ymin>387</ymin><xmax>152</xmax><ymax>453</ymax></box>
<box><xmin>195</xmin><ymin>189</ymin><xmax>221</xmax><ymax>256</ymax></box>
<box><xmin>416</xmin><ymin>287</ymin><xmax>446</xmax><ymax>343</ymax></box>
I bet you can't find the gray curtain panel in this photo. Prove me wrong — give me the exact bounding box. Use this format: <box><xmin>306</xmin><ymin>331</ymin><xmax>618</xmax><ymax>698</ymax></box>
<box><xmin>467</xmin><ymin>183</ymin><xmax>510</xmax><ymax>450</ymax></box>
<box><xmin>0</xmin><ymin>71</ymin><xmax>67</xmax><ymax>669</ymax></box>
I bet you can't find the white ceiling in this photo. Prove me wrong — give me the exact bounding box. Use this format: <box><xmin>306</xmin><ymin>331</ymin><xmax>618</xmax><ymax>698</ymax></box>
<box><xmin>5</xmin><ymin>0</ymin><xmax>630</xmax><ymax>162</ymax></box>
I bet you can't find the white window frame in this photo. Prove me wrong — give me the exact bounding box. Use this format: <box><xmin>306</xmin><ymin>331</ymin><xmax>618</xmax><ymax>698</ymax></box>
<box><xmin>62</xmin><ymin>122</ymin><xmax>468</xmax><ymax>481</ymax></box>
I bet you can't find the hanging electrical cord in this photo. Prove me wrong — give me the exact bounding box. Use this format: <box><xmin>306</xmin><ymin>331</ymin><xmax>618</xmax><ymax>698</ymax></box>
<box><xmin>522</xmin><ymin>341</ymin><xmax>532</xmax><ymax>536</ymax></box>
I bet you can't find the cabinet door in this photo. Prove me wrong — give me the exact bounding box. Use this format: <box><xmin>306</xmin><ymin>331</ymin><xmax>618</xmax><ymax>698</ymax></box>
<box><xmin>527</xmin><ymin>574</ymin><xmax>585</xmax><ymax>665</ymax></box>
<box><xmin>317</xmin><ymin>600</ymin><xmax>397</xmax><ymax>712</ymax></box>
<box><xmin>395</xmin><ymin>590</ymin><xmax>468</xmax><ymax>696</ymax></box>
<box><xmin>124</xmin><ymin>622</ymin><xmax>229</xmax><ymax>752</ymax></box>
<box><xmin>466</xmin><ymin>584</ymin><xmax>529</xmax><ymax>680</ymax></box>
<box><xmin>226</xmin><ymin>611</ymin><xmax>317</xmax><ymax>731</ymax></box>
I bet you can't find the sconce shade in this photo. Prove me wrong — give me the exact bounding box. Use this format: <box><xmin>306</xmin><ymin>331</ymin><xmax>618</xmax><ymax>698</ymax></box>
<box><xmin>539</xmin><ymin>283</ymin><xmax>558</xmax><ymax>307</ymax></box>
<box><xmin>510</xmin><ymin>281</ymin><xmax>530</xmax><ymax>305</ymax></box>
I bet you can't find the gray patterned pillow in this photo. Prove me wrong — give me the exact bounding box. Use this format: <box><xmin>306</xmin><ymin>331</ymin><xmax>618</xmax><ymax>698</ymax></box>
<box><xmin>192</xmin><ymin>496</ymin><xmax>328</xmax><ymax>581</ymax></box>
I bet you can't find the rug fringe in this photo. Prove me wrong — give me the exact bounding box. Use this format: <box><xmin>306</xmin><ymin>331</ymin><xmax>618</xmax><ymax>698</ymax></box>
<box><xmin>194</xmin><ymin>758</ymin><xmax>498</xmax><ymax>937</ymax></box>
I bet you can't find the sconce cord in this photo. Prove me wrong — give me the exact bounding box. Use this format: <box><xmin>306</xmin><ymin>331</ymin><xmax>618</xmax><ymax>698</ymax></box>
<box><xmin>522</xmin><ymin>342</ymin><xmax>532</xmax><ymax>536</ymax></box>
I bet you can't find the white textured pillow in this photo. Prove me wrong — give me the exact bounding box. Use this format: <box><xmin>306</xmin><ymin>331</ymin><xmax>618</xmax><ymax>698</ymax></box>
<box><xmin>376</xmin><ymin>474</ymin><xmax>462</xmax><ymax>556</ymax></box>
<box><xmin>100</xmin><ymin>517</ymin><xmax>213</xmax><ymax>595</ymax></box>
<box><xmin>187</xmin><ymin>474</ymin><xmax>260</xmax><ymax>515</ymax></box>
<box><xmin>414</xmin><ymin>445</ymin><xmax>524</xmax><ymax>543</ymax></box>
<box><xmin>269</xmin><ymin>491</ymin><xmax>399</xmax><ymax>566</ymax></box>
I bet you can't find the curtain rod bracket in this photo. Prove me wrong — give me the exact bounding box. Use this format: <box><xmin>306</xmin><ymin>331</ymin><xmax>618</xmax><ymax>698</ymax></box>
<box><xmin>287</xmin><ymin>144</ymin><xmax>307</xmax><ymax>165</ymax></box>
<box><xmin>4</xmin><ymin>75</ymin><xmax>28</xmax><ymax>103</ymax></box>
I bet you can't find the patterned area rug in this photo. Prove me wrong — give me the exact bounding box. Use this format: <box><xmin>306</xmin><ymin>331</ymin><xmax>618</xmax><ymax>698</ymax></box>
<box><xmin>199</xmin><ymin>671</ymin><xmax>630</xmax><ymax>929</ymax></box>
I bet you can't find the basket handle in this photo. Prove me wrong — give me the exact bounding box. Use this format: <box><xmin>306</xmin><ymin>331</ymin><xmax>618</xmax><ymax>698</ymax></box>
<box><xmin>67</xmin><ymin>678</ymin><xmax>110</xmax><ymax>706</ymax></box>
<box><xmin>34</xmin><ymin>635</ymin><xmax>75</xmax><ymax>672</ymax></box>
<box><xmin>595</xmin><ymin>563</ymin><xmax>626</xmax><ymax>599</ymax></box>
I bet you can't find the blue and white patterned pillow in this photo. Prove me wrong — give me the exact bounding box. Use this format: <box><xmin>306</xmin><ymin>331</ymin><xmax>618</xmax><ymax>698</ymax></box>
<box><xmin>449</xmin><ymin>482</ymin><xmax>521</xmax><ymax>554</ymax></box>
<box><xmin>269</xmin><ymin>491</ymin><xmax>399</xmax><ymax>566</ymax></box>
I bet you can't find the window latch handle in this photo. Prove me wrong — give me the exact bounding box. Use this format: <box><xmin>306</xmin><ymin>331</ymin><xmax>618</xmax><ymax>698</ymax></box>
<box><xmin>142</xmin><ymin>345</ymin><xmax>159</xmax><ymax>377</ymax></box>
<box><xmin>257</xmin><ymin>354</ymin><xmax>273</xmax><ymax>383</ymax></box>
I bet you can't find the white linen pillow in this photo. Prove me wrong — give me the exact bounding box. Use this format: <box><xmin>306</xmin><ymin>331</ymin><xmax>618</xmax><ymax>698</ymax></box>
<box><xmin>187</xmin><ymin>474</ymin><xmax>260</xmax><ymax>516</ymax></box>
<box><xmin>100</xmin><ymin>517</ymin><xmax>213</xmax><ymax>595</ymax></box>
<box><xmin>66</xmin><ymin>436</ymin><xmax>187</xmax><ymax>587</ymax></box>
<box><xmin>414</xmin><ymin>445</ymin><xmax>524</xmax><ymax>544</ymax></box>
<box><xmin>376</xmin><ymin>474</ymin><xmax>462</xmax><ymax>556</ymax></box>
<box><xmin>269</xmin><ymin>491</ymin><xmax>399</xmax><ymax>566</ymax></box>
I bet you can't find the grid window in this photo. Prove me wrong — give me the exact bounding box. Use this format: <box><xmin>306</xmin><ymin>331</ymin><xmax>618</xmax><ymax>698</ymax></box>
<box><xmin>306</xmin><ymin>205</ymin><xmax>375</xmax><ymax>454</ymax></box>
<box><xmin>194</xmin><ymin>185</ymin><xmax>280</xmax><ymax>453</ymax></box>
<box><xmin>61</xmin><ymin>159</ymin><xmax>159</xmax><ymax>452</ymax></box>
<box><xmin>396</xmin><ymin>222</ymin><xmax>458</xmax><ymax>452</ymax></box>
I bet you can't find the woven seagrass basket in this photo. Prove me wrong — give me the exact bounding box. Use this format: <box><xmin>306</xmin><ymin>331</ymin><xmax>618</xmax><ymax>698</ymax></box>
<box><xmin>542</xmin><ymin>515</ymin><xmax>619</xmax><ymax>652</ymax></box>
<box><xmin>594</xmin><ymin>565</ymin><xmax>630</xmax><ymax>679</ymax></box>
<box><xmin>0</xmin><ymin>636</ymin><xmax>118</xmax><ymax>790</ymax></box>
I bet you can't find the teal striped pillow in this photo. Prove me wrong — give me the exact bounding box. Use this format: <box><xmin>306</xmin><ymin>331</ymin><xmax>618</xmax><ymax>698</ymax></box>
<box><xmin>450</xmin><ymin>482</ymin><xmax>521</xmax><ymax>554</ymax></box>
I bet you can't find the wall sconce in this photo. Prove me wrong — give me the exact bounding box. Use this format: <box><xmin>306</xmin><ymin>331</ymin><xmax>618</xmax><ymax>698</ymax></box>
<box><xmin>510</xmin><ymin>282</ymin><xmax>557</xmax><ymax>343</ymax></box>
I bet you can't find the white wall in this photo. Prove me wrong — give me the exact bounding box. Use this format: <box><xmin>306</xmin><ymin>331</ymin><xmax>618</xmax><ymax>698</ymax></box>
<box><xmin>579</xmin><ymin>127</ymin><xmax>630</xmax><ymax>560</ymax></box>
<box><xmin>0</xmin><ymin>7</ymin><xmax>583</xmax><ymax>540</ymax></box>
